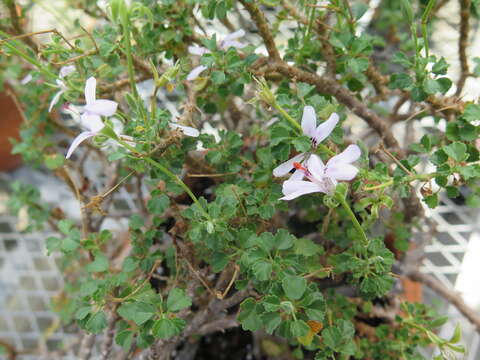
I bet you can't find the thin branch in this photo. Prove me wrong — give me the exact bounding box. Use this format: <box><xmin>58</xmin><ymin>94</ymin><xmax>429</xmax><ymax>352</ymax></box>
<box><xmin>2</xmin><ymin>0</ymin><xmax>38</xmax><ymax>51</ymax></box>
<box><xmin>456</xmin><ymin>0</ymin><xmax>472</xmax><ymax>95</ymax></box>
<box><xmin>78</xmin><ymin>333</ymin><xmax>96</xmax><ymax>360</ymax></box>
<box><xmin>100</xmin><ymin>311</ymin><xmax>119</xmax><ymax>360</ymax></box>
<box><xmin>196</xmin><ymin>316</ymin><xmax>239</xmax><ymax>336</ymax></box>
<box><xmin>239</xmin><ymin>0</ymin><xmax>281</xmax><ymax>61</ymax></box>
<box><xmin>407</xmin><ymin>270</ymin><xmax>480</xmax><ymax>334</ymax></box>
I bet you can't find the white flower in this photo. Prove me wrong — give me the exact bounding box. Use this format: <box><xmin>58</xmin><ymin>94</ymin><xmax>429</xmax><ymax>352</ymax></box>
<box><xmin>219</xmin><ymin>29</ymin><xmax>246</xmax><ymax>50</ymax></box>
<box><xmin>273</xmin><ymin>106</ymin><xmax>339</xmax><ymax>177</ymax></box>
<box><xmin>65</xmin><ymin>77</ymin><xmax>118</xmax><ymax>159</ymax></box>
<box><xmin>20</xmin><ymin>74</ymin><xmax>33</xmax><ymax>85</ymax></box>
<box><xmin>280</xmin><ymin>145</ymin><xmax>361</xmax><ymax>200</ymax></box>
<box><xmin>186</xmin><ymin>29</ymin><xmax>247</xmax><ymax>81</ymax></box>
<box><xmin>48</xmin><ymin>65</ymin><xmax>76</xmax><ymax>113</ymax></box>
<box><xmin>169</xmin><ymin>122</ymin><xmax>199</xmax><ymax>137</ymax></box>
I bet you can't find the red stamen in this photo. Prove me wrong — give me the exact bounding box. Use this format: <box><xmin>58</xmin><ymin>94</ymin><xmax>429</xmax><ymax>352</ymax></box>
<box><xmin>293</xmin><ymin>162</ymin><xmax>307</xmax><ymax>172</ymax></box>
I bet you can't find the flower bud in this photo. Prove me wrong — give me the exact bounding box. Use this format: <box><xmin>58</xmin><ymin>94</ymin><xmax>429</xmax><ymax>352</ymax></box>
<box><xmin>156</xmin><ymin>62</ymin><xmax>181</xmax><ymax>88</ymax></box>
<box><xmin>255</xmin><ymin>77</ymin><xmax>276</xmax><ymax>106</ymax></box>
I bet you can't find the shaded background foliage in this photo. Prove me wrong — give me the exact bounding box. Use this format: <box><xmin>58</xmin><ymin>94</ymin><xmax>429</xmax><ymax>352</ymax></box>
<box><xmin>1</xmin><ymin>0</ymin><xmax>480</xmax><ymax>359</ymax></box>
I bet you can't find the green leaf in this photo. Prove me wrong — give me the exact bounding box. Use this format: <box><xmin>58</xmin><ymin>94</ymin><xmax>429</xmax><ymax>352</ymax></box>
<box><xmin>290</xmin><ymin>320</ymin><xmax>310</xmax><ymax>337</ymax></box>
<box><xmin>166</xmin><ymin>288</ymin><xmax>192</xmax><ymax>312</ymax></box>
<box><xmin>446</xmin><ymin>186</ymin><xmax>459</xmax><ymax>198</ymax></box>
<box><xmin>282</xmin><ymin>275</ymin><xmax>307</xmax><ymax>300</ymax></box>
<box><xmin>252</xmin><ymin>260</ymin><xmax>272</xmax><ymax>281</ymax></box>
<box><xmin>152</xmin><ymin>318</ymin><xmax>185</xmax><ymax>338</ymax></box>
<box><xmin>462</xmin><ymin>104</ymin><xmax>480</xmax><ymax>122</ymax></box>
<box><xmin>44</xmin><ymin>154</ymin><xmax>65</xmax><ymax>169</ymax></box>
<box><xmin>389</xmin><ymin>73</ymin><xmax>413</xmax><ymax>90</ymax></box>
<box><xmin>292</xmin><ymin>135</ymin><xmax>311</xmax><ymax>152</ymax></box>
<box><xmin>347</xmin><ymin>58</ymin><xmax>369</xmax><ymax>73</ymax></box>
<box><xmin>351</xmin><ymin>3</ymin><xmax>368</xmax><ymax>20</ymax></box>
<box><xmin>295</xmin><ymin>238</ymin><xmax>322</xmax><ymax>256</ymax></box>
<box><xmin>424</xmin><ymin>194</ymin><xmax>439</xmax><ymax>209</ymax></box>
<box><xmin>211</xmin><ymin>71</ymin><xmax>226</xmax><ymax>84</ymax></box>
<box><xmin>46</xmin><ymin>236</ymin><xmax>61</xmax><ymax>255</ymax></box>
<box><xmin>147</xmin><ymin>194</ymin><xmax>170</xmax><ymax>215</ymax></box>
<box><xmin>322</xmin><ymin>320</ymin><xmax>356</xmax><ymax>354</ymax></box>
<box><xmin>443</xmin><ymin>142</ymin><xmax>467</xmax><ymax>162</ymax></box>
<box><xmin>275</xmin><ymin>229</ymin><xmax>295</xmax><ymax>250</ymax></box>
<box><xmin>129</xmin><ymin>214</ymin><xmax>144</xmax><ymax>230</ymax></box>
<box><xmin>430</xmin><ymin>149</ymin><xmax>448</xmax><ymax>165</ymax></box>
<box><xmin>459</xmin><ymin>165</ymin><xmax>480</xmax><ymax>179</ymax></box>
<box><xmin>86</xmin><ymin>253</ymin><xmax>109</xmax><ymax>273</ymax></box>
<box><xmin>263</xmin><ymin>295</ymin><xmax>281</xmax><ymax>312</ymax></box>
<box><xmin>75</xmin><ymin>306</ymin><xmax>91</xmax><ymax>320</ymax></box>
<box><xmin>116</xmin><ymin>329</ymin><xmax>134</xmax><ymax>351</ymax></box>
<box><xmin>436</xmin><ymin>77</ymin><xmax>452</xmax><ymax>94</ymax></box>
<box><xmin>238</xmin><ymin>298</ymin><xmax>262</xmax><ymax>331</ymax></box>
<box><xmin>118</xmin><ymin>302</ymin><xmax>156</xmax><ymax>325</ymax></box>
<box><xmin>432</xmin><ymin>57</ymin><xmax>449</xmax><ymax>75</ymax></box>
<box><xmin>262</xmin><ymin>312</ymin><xmax>282</xmax><ymax>334</ymax></box>
<box><xmin>423</xmin><ymin>78</ymin><xmax>442</xmax><ymax>94</ymax></box>
<box><xmin>85</xmin><ymin>311</ymin><xmax>107</xmax><ymax>334</ymax></box>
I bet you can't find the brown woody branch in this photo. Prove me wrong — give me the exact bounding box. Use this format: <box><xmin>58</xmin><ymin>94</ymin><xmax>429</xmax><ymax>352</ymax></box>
<box><xmin>239</xmin><ymin>0</ymin><xmax>281</xmax><ymax>61</ymax></box>
<box><xmin>456</xmin><ymin>0</ymin><xmax>472</xmax><ymax>96</ymax></box>
<box><xmin>407</xmin><ymin>270</ymin><xmax>480</xmax><ymax>334</ymax></box>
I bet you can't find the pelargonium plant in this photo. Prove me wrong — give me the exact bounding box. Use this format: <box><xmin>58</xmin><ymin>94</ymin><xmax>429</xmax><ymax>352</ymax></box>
<box><xmin>1</xmin><ymin>0</ymin><xmax>479</xmax><ymax>359</ymax></box>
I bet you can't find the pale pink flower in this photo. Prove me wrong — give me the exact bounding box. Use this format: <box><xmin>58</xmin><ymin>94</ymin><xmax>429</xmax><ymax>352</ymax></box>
<box><xmin>169</xmin><ymin>123</ymin><xmax>199</xmax><ymax>137</ymax></box>
<box><xmin>273</xmin><ymin>106</ymin><xmax>339</xmax><ymax>177</ymax></box>
<box><xmin>20</xmin><ymin>74</ymin><xmax>33</xmax><ymax>85</ymax></box>
<box><xmin>280</xmin><ymin>144</ymin><xmax>361</xmax><ymax>200</ymax></box>
<box><xmin>48</xmin><ymin>65</ymin><xmax>76</xmax><ymax>112</ymax></box>
<box><xmin>65</xmin><ymin>77</ymin><xmax>118</xmax><ymax>159</ymax></box>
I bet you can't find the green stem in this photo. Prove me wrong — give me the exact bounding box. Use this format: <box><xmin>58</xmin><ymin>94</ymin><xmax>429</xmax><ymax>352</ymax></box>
<box><xmin>272</xmin><ymin>101</ymin><xmax>302</xmax><ymax>132</ymax></box>
<box><xmin>118</xmin><ymin>140</ymin><xmax>211</xmax><ymax>220</ymax></box>
<box><xmin>421</xmin><ymin>0</ymin><xmax>437</xmax><ymax>59</ymax></box>
<box><xmin>336</xmin><ymin>194</ymin><xmax>369</xmax><ymax>246</ymax></box>
<box><xmin>120</xmin><ymin>14</ymin><xmax>149</xmax><ymax>127</ymax></box>
<box><xmin>363</xmin><ymin>172</ymin><xmax>436</xmax><ymax>191</ymax></box>
<box><xmin>0</xmin><ymin>35</ymin><xmax>56</xmax><ymax>79</ymax></box>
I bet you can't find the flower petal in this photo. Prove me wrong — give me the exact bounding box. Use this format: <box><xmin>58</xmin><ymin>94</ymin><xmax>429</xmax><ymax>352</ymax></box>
<box><xmin>222</xmin><ymin>40</ymin><xmax>246</xmax><ymax>49</ymax></box>
<box><xmin>223</xmin><ymin>29</ymin><xmax>246</xmax><ymax>42</ymax></box>
<box><xmin>59</xmin><ymin>65</ymin><xmax>75</xmax><ymax>78</ymax></box>
<box><xmin>289</xmin><ymin>169</ymin><xmax>305</xmax><ymax>181</ymax></box>
<box><xmin>85</xmin><ymin>99</ymin><xmax>118</xmax><ymax>116</ymax></box>
<box><xmin>280</xmin><ymin>180</ymin><xmax>324</xmax><ymax>200</ymax></box>
<box><xmin>306</xmin><ymin>154</ymin><xmax>326</xmax><ymax>180</ymax></box>
<box><xmin>312</xmin><ymin>112</ymin><xmax>339</xmax><ymax>144</ymax></box>
<box><xmin>81</xmin><ymin>113</ymin><xmax>104</xmax><ymax>132</ymax></box>
<box><xmin>327</xmin><ymin>144</ymin><xmax>361</xmax><ymax>166</ymax></box>
<box><xmin>272</xmin><ymin>153</ymin><xmax>305</xmax><ymax>177</ymax></box>
<box><xmin>85</xmin><ymin>77</ymin><xmax>96</xmax><ymax>105</ymax></box>
<box><xmin>48</xmin><ymin>90</ymin><xmax>64</xmax><ymax>113</ymax></box>
<box><xmin>20</xmin><ymin>74</ymin><xmax>32</xmax><ymax>85</ymax></box>
<box><xmin>186</xmin><ymin>65</ymin><xmax>208</xmax><ymax>81</ymax></box>
<box><xmin>301</xmin><ymin>106</ymin><xmax>317</xmax><ymax>138</ymax></box>
<box><xmin>188</xmin><ymin>45</ymin><xmax>209</xmax><ymax>56</ymax></box>
<box><xmin>66</xmin><ymin>131</ymin><xmax>97</xmax><ymax>159</ymax></box>
<box><xmin>170</xmin><ymin>123</ymin><xmax>200</xmax><ymax>137</ymax></box>
<box><xmin>325</xmin><ymin>164</ymin><xmax>359</xmax><ymax>181</ymax></box>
